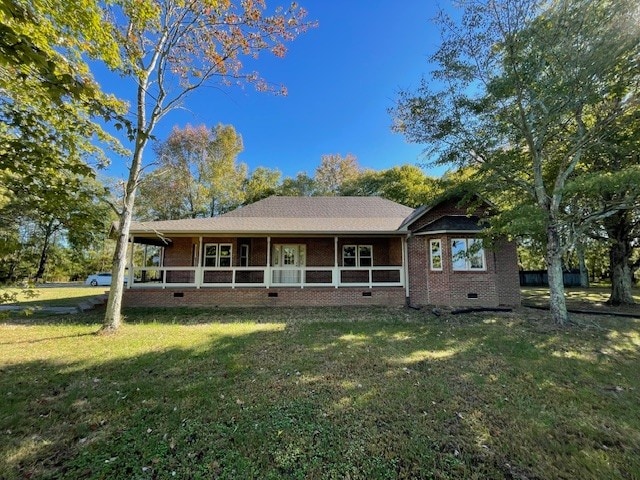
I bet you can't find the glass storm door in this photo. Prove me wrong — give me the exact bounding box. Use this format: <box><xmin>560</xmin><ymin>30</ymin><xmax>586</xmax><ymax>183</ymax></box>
<box><xmin>274</xmin><ymin>244</ymin><xmax>305</xmax><ymax>283</ymax></box>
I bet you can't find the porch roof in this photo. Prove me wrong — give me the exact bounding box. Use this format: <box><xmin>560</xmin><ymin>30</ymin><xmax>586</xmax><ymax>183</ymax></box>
<box><xmin>128</xmin><ymin>196</ymin><xmax>415</xmax><ymax>236</ymax></box>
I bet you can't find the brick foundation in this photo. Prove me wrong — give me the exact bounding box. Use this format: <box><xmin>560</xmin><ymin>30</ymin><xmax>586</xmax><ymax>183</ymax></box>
<box><xmin>123</xmin><ymin>286</ymin><xmax>407</xmax><ymax>308</ymax></box>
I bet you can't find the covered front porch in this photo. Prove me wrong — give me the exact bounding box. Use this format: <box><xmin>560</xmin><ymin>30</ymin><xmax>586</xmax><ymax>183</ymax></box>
<box><xmin>126</xmin><ymin>235</ymin><xmax>407</xmax><ymax>290</ymax></box>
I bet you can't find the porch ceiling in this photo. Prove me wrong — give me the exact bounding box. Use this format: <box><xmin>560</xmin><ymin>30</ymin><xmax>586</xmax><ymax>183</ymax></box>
<box><xmin>131</xmin><ymin>236</ymin><xmax>173</xmax><ymax>247</ymax></box>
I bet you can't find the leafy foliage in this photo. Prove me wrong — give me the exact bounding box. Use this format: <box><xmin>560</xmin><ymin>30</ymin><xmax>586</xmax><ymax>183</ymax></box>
<box><xmin>341</xmin><ymin>164</ymin><xmax>441</xmax><ymax>208</ymax></box>
<box><xmin>137</xmin><ymin>124</ymin><xmax>247</xmax><ymax>220</ymax></box>
<box><xmin>314</xmin><ymin>153</ymin><xmax>361</xmax><ymax>195</ymax></box>
<box><xmin>0</xmin><ymin>168</ymin><xmax>114</xmax><ymax>281</ymax></box>
<box><xmin>0</xmin><ymin>0</ymin><xmax>126</xmax><ymax>182</ymax></box>
<box><xmin>392</xmin><ymin>0</ymin><xmax>640</xmax><ymax>324</ymax></box>
<box><xmin>243</xmin><ymin>166</ymin><xmax>282</xmax><ymax>204</ymax></box>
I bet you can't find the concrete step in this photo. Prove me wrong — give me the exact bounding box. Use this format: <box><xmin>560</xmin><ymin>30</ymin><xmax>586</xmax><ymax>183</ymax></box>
<box><xmin>88</xmin><ymin>295</ymin><xmax>107</xmax><ymax>306</ymax></box>
<box><xmin>77</xmin><ymin>301</ymin><xmax>95</xmax><ymax>312</ymax></box>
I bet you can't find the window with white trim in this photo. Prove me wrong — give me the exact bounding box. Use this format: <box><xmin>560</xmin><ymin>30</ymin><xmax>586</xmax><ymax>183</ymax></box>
<box><xmin>451</xmin><ymin>238</ymin><xmax>485</xmax><ymax>271</ymax></box>
<box><xmin>342</xmin><ymin>245</ymin><xmax>373</xmax><ymax>267</ymax></box>
<box><xmin>430</xmin><ymin>239</ymin><xmax>442</xmax><ymax>270</ymax></box>
<box><xmin>203</xmin><ymin>243</ymin><xmax>232</xmax><ymax>267</ymax></box>
<box><xmin>240</xmin><ymin>244</ymin><xmax>249</xmax><ymax>267</ymax></box>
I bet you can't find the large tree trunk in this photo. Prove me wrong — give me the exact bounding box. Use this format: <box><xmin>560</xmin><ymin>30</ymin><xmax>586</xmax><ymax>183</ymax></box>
<box><xmin>605</xmin><ymin>212</ymin><xmax>635</xmax><ymax>306</ymax></box>
<box><xmin>102</xmin><ymin>201</ymin><xmax>134</xmax><ymax>332</ymax></box>
<box><xmin>576</xmin><ymin>242</ymin><xmax>589</xmax><ymax>288</ymax></box>
<box><xmin>609</xmin><ymin>244</ymin><xmax>634</xmax><ymax>305</ymax></box>
<box><xmin>547</xmin><ymin>223</ymin><xmax>569</xmax><ymax>325</ymax></box>
<box><xmin>34</xmin><ymin>238</ymin><xmax>49</xmax><ymax>281</ymax></box>
<box><xmin>34</xmin><ymin>220</ymin><xmax>55</xmax><ymax>281</ymax></box>
<box><xmin>102</xmin><ymin>157</ymin><xmax>141</xmax><ymax>332</ymax></box>
<box><xmin>101</xmin><ymin>69</ymin><xmax>155</xmax><ymax>333</ymax></box>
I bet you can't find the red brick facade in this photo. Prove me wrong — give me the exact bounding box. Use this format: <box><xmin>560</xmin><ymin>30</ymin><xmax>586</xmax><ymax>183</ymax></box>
<box><xmin>407</xmin><ymin>234</ymin><xmax>520</xmax><ymax>307</ymax></box>
<box><xmin>406</xmin><ymin>200</ymin><xmax>520</xmax><ymax>307</ymax></box>
<box><xmin>123</xmin><ymin>286</ymin><xmax>406</xmax><ymax>308</ymax></box>
<box><xmin>161</xmin><ymin>236</ymin><xmax>403</xmax><ymax>268</ymax></box>
<box><xmin>127</xmin><ymin>199</ymin><xmax>520</xmax><ymax>309</ymax></box>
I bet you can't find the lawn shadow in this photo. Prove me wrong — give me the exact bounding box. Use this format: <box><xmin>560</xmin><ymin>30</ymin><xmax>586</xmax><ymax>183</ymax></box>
<box><xmin>1</xmin><ymin>309</ymin><xmax>638</xmax><ymax>479</ymax></box>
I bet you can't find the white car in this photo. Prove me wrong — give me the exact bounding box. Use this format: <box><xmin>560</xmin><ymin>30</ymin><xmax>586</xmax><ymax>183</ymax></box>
<box><xmin>85</xmin><ymin>273</ymin><xmax>126</xmax><ymax>286</ymax></box>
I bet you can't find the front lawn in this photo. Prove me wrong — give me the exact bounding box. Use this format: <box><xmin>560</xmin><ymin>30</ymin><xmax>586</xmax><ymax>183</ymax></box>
<box><xmin>522</xmin><ymin>286</ymin><xmax>640</xmax><ymax>316</ymax></box>
<box><xmin>1</xmin><ymin>285</ymin><xmax>107</xmax><ymax>308</ymax></box>
<box><xmin>1</xmin><ymin>307</ymin><xmax>639</xmax><ymax>479</ymax></box>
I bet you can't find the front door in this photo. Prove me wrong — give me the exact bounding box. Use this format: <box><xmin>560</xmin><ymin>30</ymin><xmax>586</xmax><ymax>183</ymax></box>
<box><xmin>273</xmin><ymin>244</ymin><xmax>305</xmax><ymax>283</ymax></box>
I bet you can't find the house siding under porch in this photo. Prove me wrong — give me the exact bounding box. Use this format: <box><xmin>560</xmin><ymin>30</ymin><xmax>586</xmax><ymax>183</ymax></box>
<box><xmin>122</xmin><ymin>286</ymin><xmax>407</xmax><ymax>308</ymax></box>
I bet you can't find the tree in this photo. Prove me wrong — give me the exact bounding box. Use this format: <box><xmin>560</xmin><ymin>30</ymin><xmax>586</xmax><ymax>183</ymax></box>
<box><xmin>103</xmin><ymin>0</ymin><xmax>313</xmax><ymax>331</ymax></box>
<box><xmin>0</xmin><ymin>169</ymin><xmax>113</xmax><ymax>281</ymax></box>
<box><xmin>1</xmin><ymin>0</ymin><xmax>122</xmax><ymax>286</ymax></box>
<box><xmin>203</xmin><ymin>124</ymin><xmax>247</xmax><ymax>216</ymax></box>
<box><xmin>137</xmin><ymin>124</ymin><xmax>247</xmax><ymax>220</ymax></box>
<box><xmin>0</xmin><ymin>0</ymin><xmax>125</xmax><ymax>183</ymax></box>
<box><xmin>341</xmin><ymin>164</ymin><xmax>440</xmax><ymax>207</ymax></box>
<box><xmin>566</xmin><ymin>107</ymin><xmax>640</xmax><ymax>304</ymax></box>
<box><xmin>243</xmin><ymin>167</ymin><xmax>282</xmax><ymax>204</ymax></box>
<box><xmin>278</xmin><ymin>172</ymin><xmax>317</xmax><ymax>196</ymax></box>
<box><xmin>314</xmin><ymin>153</ymin><xmax>360</xmax><ymax>195</ymax></box>
<box><xmin>393</xmin><ymin>0</ymin><xmax>640</xmax><ymax>325</ymax></box>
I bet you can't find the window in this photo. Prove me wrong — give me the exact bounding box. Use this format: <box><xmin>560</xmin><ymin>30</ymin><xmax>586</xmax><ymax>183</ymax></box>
<box><xmin>203</xmin><ymin>243</ymin><xmax>232</xmax><ymax>267</ymax></box>
<box><xmin>342</xmin><ymin>245</ymin><xmax>373</xmax><ymax>267</ymax></box>
<box><xmin>359</xmin><ymin>246</ymin><xmax>372</xmax><ymax>266</ymax></box>
<box><xmin>451</xmin><ymin>238</ymin><xmax>485</xmax><ymax>271</ymax></box>
<box><xmin>240</xmin><ymin>244</ymin><xmax>249</xmax><ymax>267</ymax></box>
<box><xmin>343</xmin><ymin>245</ymin><xmax>357</xmax><ymax>267</ymax></box>
<box><xmin>430</xmin><ymin>239</ymin><xmax>442</xmax><ymax>270</ymax></box>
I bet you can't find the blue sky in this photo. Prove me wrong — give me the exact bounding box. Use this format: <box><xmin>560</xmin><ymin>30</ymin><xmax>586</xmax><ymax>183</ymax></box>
<box><xmin>99</xmin><ymin>1</ymin><xmax>447</xmax><ymax>181</ymax></box>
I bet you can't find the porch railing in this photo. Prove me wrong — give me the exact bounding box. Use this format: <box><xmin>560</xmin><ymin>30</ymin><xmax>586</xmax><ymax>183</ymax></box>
<box><xmin>129</xmin><ymin>266</ymin><xmax>403</xmax><ymax>289</ymax></box>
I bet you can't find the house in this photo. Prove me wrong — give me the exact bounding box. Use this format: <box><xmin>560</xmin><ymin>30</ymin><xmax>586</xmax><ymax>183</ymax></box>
<box><xmin>123</xmin><ymin>195</ymin><xmax>520</xmax><ymax>308</ymax></box>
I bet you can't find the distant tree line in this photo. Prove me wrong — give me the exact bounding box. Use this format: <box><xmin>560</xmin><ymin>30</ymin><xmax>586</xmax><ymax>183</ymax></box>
<box><xmin>133</xmin><ymin>123</ymin><xmax>443</xmax><ymax>222</ymax></box>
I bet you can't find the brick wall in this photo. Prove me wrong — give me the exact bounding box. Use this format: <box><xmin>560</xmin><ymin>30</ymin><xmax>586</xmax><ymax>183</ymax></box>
<box><xmin>406</xmin><ymin>199</ymin><xmax>520</xmax><ymax>308</ymax></box>
<box><xmin>163</xmin><ymin>236</ymin><xmax>403</xmax><ymax>268</ymax></box>
<box><xmin>164</xmin><ymin>237</ymin><xmax>195</xmax><ymax>266</ymax></box>
<box><xmin>123</xmin><ymin>286</ymin><xmax>406</xmax><ymax>308</ymax></box>
<box><xmin>408</xmin><ymin>232</ymin><xmax>520</xmax><ymax>308</ymax></box>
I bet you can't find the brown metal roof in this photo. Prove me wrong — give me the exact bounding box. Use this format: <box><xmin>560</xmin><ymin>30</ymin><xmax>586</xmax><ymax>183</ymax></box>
<box><xmin>129</xmin><ymin>196</ymin><xmax>415</xmax><ymax>236</ymax></box>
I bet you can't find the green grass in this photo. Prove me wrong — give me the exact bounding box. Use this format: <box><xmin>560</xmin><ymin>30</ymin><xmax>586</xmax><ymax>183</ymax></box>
<box><xmin>1</xmin><ymin>286</ymin><xmax>107</xmax><ymax>308</ymax></box>
<box><xmin>1</xmin><ymin>307</ymin><xmax>639</xmax><ymax>479</ymax></box>
<box><xmin>523</xmin><ymin>285</ymin><xmax>640</xmax><ymax>303</ymax></box>
<box><xmin>522</xmin><ymin>286</ymin><xmax>640</xmax><ymax>315</ymax></box>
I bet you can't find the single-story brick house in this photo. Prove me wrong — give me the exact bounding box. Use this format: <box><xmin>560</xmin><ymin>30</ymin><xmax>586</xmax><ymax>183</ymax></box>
<box><xmin>123</xmin><ymin>195</ymin><xmax>520</xmax><ymax>308</ymax></box>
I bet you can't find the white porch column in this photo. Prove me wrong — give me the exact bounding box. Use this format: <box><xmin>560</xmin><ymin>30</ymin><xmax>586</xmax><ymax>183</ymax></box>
<box><xmin>334</xmin><ymin>236</ymin><xmax>339</xmax><ymax>288</ymax></box>
<box><xmin>402</xmin><ymin>236</ymin><xmax>410</xmax><ymax>299</ymax></box>
<box><xmin>197</xmin><ymin>236</ymin><xmax>203</xmax><ymax>288</ymax></box>
<box><xmin>127</xmin><ymin>236</ymin><xmax>134</xmax><ymax>288</ymax></box>
<box><xmin>266</xmin><ymin>236</ymin><xmax>271</xmax><ymax>288</ymax></box>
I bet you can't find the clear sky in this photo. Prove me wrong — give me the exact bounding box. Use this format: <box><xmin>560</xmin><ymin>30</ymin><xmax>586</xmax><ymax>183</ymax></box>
<box><xmin>99</xmin><ymin>1</ymin><xmax>447</xmax><ymax>181</ymax></box>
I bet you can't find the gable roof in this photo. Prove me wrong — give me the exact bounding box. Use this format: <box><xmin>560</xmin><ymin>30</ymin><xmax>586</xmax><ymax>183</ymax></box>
<box><xmin>399</xmin><ymin>192</ymin><xmax>494</xmax><ymax>230</ymax></box>
<box><xmin>128</xmin><ymin>196</ymin><xmax>415</xmax><ymax>236</ymax></box>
